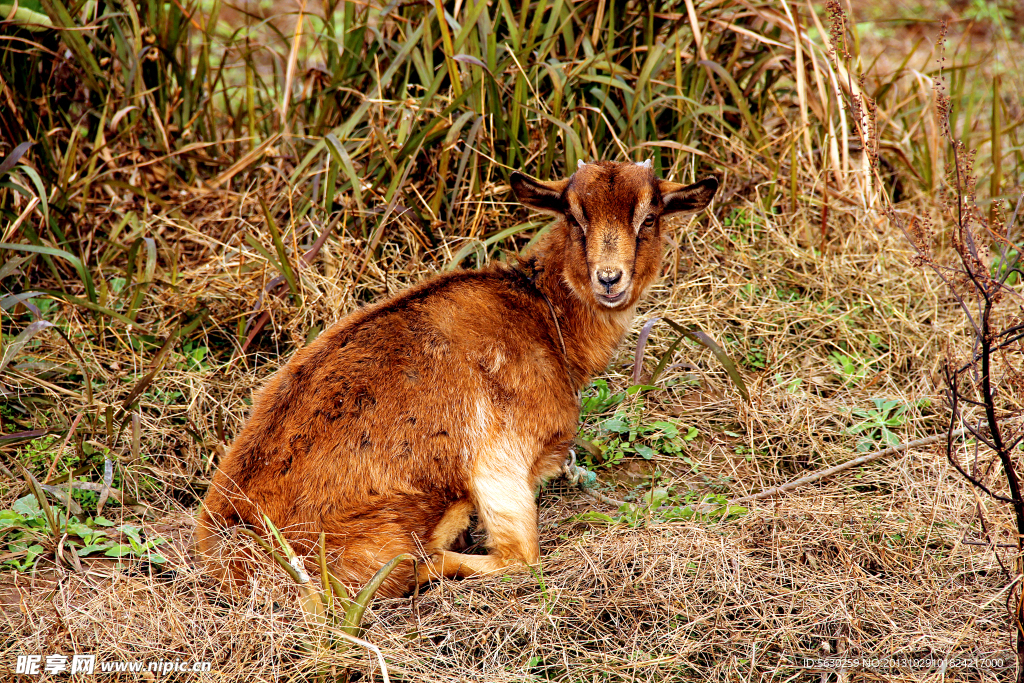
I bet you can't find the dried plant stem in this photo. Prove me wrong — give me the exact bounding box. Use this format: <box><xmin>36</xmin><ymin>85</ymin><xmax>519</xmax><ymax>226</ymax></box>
<box><xmin>580</xmin><ymin>487</ymin><xmax>629</xmax><ymax>508</ymax></box>
<box><xmin>731</xmin><ymin>427</ymin><xmax>973</xmax><ymax>505</ymax></box>
<box><xmin>334</xmin><ymin>631</ymin><xmax>392</xmax><ymax>683</ymax></box>
<box><xmin>43</xmin><ymin>411</ymin><xmax>83</xmax><ymax>484</ymax></box>
<box><xmin>280</xmin><ymin>0</ymin><xmax>306</xmax><ymax>136</ymax></box>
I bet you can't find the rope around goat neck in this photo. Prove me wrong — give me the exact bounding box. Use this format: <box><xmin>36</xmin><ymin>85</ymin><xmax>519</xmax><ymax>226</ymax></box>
<box><xmin>513</xmin><ymin>264</ymin><xmax>627</xmax><ymax>506</ymax></box>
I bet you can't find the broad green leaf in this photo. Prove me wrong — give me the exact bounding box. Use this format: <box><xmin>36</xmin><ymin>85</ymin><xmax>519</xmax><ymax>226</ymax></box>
<box><xmin>635</xmin><ymin>444</ymin><xmax>656</xmax><ymax>460</ymax></box>
<box><xmin>574</xmin><ymin>511</ymin><xmax>617</xmax><ymax>524</ymax></box>
<box><xmin>117</xmin><ymin>524</ymin><xmax>142</xmax><ymax>547</ymax></box>
<box><xmin>104</xmin><ymin>544</ymin><xmax>134</xmax><ymax>558</ymax></box>
<box><xmin>0</xmin><ymin>511</ymin><xmax>26</xmax><ymax>527</ymax></box>
<box><xmin>650</xmin><ymin>421</ymin><xmax>679</xmax><ymax>438</ymax></box>
<box><xmin>601</xmin><ymin>416</ymin><xmax>630</xmax><ymax>434</ymax></box>
<box><xmin>78</xmin><ymin>544</ymin><xmax>111</xmax><ymax>556</ymax></box>
<box><xmin>11</xmin><ymin>495</ymin><xmax>42</xmax><ymax>518</ymax></box>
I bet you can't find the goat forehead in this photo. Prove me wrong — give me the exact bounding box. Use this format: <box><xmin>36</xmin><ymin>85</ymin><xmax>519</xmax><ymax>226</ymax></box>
<box><xmin>569</xmin><ymin>165</ymin><xmax>656</xmax><ymax>218</ymax></box>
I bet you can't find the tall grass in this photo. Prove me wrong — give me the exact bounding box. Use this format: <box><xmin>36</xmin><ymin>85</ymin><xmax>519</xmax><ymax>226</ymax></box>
<box><xmin>2</xmin><ymin>0</ymin><xmax>936</xmax><ymax>246</ymax></box>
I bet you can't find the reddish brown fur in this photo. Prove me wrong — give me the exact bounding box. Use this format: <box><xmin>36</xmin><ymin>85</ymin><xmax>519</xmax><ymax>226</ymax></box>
<box><xmin>196</xmin><ymin>161</ymin><xmax>717</xmax><ymax>597</ymax></box>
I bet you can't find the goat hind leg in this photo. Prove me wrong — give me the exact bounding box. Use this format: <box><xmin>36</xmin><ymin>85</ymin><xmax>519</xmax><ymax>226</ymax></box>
<box><xmin>418</xmin><ymin>460</ymin><xmax>540</xmax><ymax>583</ymax></box>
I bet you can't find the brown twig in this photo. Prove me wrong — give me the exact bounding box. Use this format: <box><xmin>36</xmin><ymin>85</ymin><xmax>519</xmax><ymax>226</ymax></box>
<box><xmin>580</xmin><ymin>487</ymin><xmax>629</xmax><ymax>508</ymax></box>
<box><xmin>44</xmin><ymin>411</ymin><xmax>84</xmax><ymax>484</ymax></box>
<box><xmin>730</xmin><ymin>427</ymin><xmax>973</xmax><ymax>505</ymax></box>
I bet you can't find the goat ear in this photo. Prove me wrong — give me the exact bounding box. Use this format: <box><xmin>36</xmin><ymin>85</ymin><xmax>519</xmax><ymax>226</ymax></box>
<box><xmin>660</xmin><ymin>177</ymin><xmax>718</xmax><ymax>216</ymax></box>
<box><xmin>511</xmin><ymin>172</ymin><xmax>569</xmax><ymax>216</ymax></box>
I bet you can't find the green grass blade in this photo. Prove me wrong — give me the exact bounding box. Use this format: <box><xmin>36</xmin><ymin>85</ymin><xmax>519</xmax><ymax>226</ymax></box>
<box><xmin>342</xmin><ymin>553</ymin><xmax>415</xmax><ymax>637</ymax></box>
<box><xmin>698</xmin><ymin>59</ymin><xmax>762</xmax><ymax>146</ymax></box>
<box><xmin>324</xmin><ymin>133</ymin><xmax>365</xmax><ymax>214</ymax></box>
<box><xmin>14</xmin><ymin>165</ymin><xmax>50</xmax><ymax>235</ymax></box>
<box><xmin>0</xmin><ymin>242</ymin><xmax>96</xmax><ymax>303</ymax></box>
<box><xmin>637</xmin><ymin>317</ymin><xmax>749</xmax><ymax>403</ymax></box>
<box><xmin>258</xmin><ymin>196</ymin><xmax>301</xmax><ymax>304</ymax></box>
<box><xmin>36</xmin><ymin>0</ymin><xmax>104</xmax><ymax>92</ymax></box>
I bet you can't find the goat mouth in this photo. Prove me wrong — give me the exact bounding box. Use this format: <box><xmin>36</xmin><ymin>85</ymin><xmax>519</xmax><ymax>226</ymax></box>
<box><xmin>596</xmin><ymin>290</ymin><xmax>627</xmax><ymax>307</ymax></box>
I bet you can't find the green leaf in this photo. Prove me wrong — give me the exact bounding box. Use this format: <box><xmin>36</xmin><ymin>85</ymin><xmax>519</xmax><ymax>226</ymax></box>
<box><xmin>643</xmin><ymin>488</ymin><xmax>669</xmax><ymax>508</ymax></box>
<box><xmin>12</xmin><ymin>495</ymin><xmax>42</xmax><ymax>518</ymax></box>
<box><xmin>64</xmin><ymin>520</ymin><xmax>94</xmax><ymax>537</ymax></box>
<box><xmin>656</xmin><ymin>319</ymin><xmax>750</xmax><ymax>403</ymax></box>
<box><xmin>846</xmin><ymin>422</ymin><xmax>876</xmax><ymax>435</ymax></box>
<box><xmin>342</xmin><ymin>553</ymin><xmax>415</xmax><ymax>637</ymax></box>
<box><xmin>0</xmin><ymin>510</ymin><xmax>26</xmax><ymax>527</ymax></box>
<box><xmin>78</xmin><ymin>543</ymin><xmax>111</xmax><ymax>556</ymax></box>
<box><xmin>879</xmin><ymin>398</ymin><xmax>901</xmax><ymax>412</ymax></box>
<box><xmin>650</xmin><ymin>421</ymin><xmax>679</xmax><ymax>438</ymax></box>
<box><xmin>0</xmin><ymin>321</ymin><xmax>53</xmax><ymax>375</ymax></box>
<box><xmin>142</xmin><ymin>537</ymin><xmax>166</xmax><ymax>551</ymax></box>
<box><xmin>581</xmin><ymin>379</ymin><xmax>625</xmax><ymax>415</ymax></box>
<box><xmin>635</xmin><ymin>444</ymin><xmax>656</xmax><ymax>460</ymax></box>
<box><xmin>0</xmin><ymin>242</ymin><xmax>96</xmax><ymax>303</ymax></box>
<box><xmin>601</xmin><ymin>416</ymin><xmax>630</xmax><ymax>434</ymax></box>
<box><xmin>117</xmin><ymin>524</ymin><xmax>143</xmax><ymax>548</ymax></box>
<box><xmin>0</xmin><ymin>5</ymin><xmax>52</xmax><ymax>29</ymax></box>
<box><xmin>574</xmin><ymin>511</ymin><xmax>616</xmax><ymax>524</ymax></box>
<box><xmin>324</xmin><ymin>133</ymin><xmax>365</xmax><ymax>214</ymax></box>
<box><xmin>661</xmin><ymin>506</ymin><xmax>695</xmax><ymax>521</ymax></box>
<box><xmin>104</xmin><ymin>544</ymin><xmax>134</xmax><ymax>558</ymax></box>
<box><xmin>258</xmin><ymin>195</ymin><xmax>301</xmax><ymax>304</ymax></box>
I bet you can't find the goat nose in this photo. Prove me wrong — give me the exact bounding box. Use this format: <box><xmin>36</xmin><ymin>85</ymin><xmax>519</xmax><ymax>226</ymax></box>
<box><xmin>596</xmin><ymin>269</ymin><xmax>622</xmax><ymax>289</ymax></box>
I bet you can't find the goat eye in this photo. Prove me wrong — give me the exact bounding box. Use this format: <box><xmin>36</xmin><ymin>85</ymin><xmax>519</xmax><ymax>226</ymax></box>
<box><xmin>643</xmin><ymin>214</ymin><xmax>656</xmax><ymax>227</ymax></box>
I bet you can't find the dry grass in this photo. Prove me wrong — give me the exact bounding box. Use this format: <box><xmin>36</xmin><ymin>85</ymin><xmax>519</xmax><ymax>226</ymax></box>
<box><xmin>2</xmin><ymin>475</ymin><xmax>1014</xmax><ymax>681</ymax></box>
<box><xmin>2</xmin><ymin>145</ymin><xmax>1018</xmax><ymax>681</ymax></box>
<box><xmin>2</xmin><ymin>0</ymin><xmax>1024</xmax><ymax>680</ymax></box>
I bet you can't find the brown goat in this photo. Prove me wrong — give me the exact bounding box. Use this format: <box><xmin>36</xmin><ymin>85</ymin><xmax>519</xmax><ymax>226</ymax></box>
<box><xmin>196</xmin><ymin>160</ymin><xmax>718</xmax><ymax>597</ymax></box>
